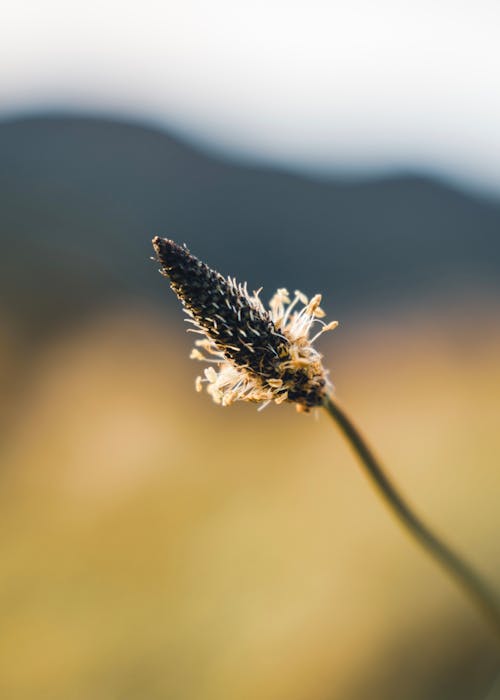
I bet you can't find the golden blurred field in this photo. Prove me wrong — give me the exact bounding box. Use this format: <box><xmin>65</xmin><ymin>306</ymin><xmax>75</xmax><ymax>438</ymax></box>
<box><xmin>1</xmin><ymin>304</ymin><xmax>499</xmax><ymax>700</ymax></box>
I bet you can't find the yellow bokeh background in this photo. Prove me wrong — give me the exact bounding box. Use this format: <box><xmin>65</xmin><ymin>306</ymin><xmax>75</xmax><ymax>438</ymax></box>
<box><xmin>1</xmin><ymin>303</ymin><xmax>499</xmax><ymax>699</ymax></box>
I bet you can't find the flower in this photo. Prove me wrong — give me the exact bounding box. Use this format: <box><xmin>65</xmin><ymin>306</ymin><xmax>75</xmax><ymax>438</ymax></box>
<box><xmin>152</xmin><ymin>237</ymin><xmax>338</xmax><ymax>411</ymax></box>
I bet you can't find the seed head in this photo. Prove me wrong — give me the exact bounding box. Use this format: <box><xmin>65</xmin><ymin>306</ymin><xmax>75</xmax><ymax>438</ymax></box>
<box><xmin>152</xmin><ymin>237</ymin><xmax>338</xmax><ymax>411</ymax></box>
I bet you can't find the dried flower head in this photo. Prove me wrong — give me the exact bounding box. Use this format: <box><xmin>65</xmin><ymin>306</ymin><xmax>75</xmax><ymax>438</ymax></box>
<box><xmin>152</xmin><ymin>237</ymin><xmax>338</xmax><ymax>411</ymax></box>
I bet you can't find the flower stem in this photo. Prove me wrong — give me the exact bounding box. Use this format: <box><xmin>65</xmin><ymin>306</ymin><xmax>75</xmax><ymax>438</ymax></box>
<box><xmin>323</xmin><ymin>393</ymin><xmax>500</xmax><ymax>644</ymax></box>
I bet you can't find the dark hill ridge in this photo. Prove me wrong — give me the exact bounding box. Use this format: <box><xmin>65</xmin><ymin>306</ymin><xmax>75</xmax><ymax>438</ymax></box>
<box><xmin>1</xmin><ymin>113</ymin><xmax>500</xmax><ymax>340</ymax></box>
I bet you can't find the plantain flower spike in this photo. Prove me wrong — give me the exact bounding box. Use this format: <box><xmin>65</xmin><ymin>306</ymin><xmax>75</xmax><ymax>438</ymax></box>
<box><xmin>152</xmin><ymin>237</ymin><xmax>338</xmax><ymax>412</ymax></box>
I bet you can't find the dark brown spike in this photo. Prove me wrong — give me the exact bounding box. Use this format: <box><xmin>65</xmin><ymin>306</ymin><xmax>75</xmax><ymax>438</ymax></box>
<box><xmin>152</xmin><ymin>237</ymin><xmax>291</xmax><ymax>380</ymax></box>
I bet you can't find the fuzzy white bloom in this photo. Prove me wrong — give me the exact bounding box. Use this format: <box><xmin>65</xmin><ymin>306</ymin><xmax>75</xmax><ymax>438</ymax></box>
<box><xmin>192</xmin><ymin>286</ymin><xmax>338</xmax><ymax>411</ymax></box>
<box><xmin>153</xmin><ymin>237</ymin><xmax>338</xmax><ymax>412</ymax></box>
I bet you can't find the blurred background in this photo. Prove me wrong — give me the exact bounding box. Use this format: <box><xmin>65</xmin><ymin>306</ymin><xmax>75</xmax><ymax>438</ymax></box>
<box><xmin>1</xmin><ymin>2</ymin><xmax>500</xmax><ymax>698</ymax></box>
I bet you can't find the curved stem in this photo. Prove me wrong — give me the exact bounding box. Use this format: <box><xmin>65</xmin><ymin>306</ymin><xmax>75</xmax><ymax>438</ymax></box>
<box><xmin>323</xmin><ymin>393</ymin><xmax>500</xmax><ymax>644</ymax></box>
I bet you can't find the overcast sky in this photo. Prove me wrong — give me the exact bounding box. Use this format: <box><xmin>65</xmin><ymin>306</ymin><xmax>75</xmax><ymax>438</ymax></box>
<box><xmin>2</xmin><ymin>0</ymin><xmax>500</xmax><ymax>193</ymax></box>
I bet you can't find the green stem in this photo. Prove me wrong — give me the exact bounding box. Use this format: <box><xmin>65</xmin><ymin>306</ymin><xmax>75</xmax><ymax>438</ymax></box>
<box><xmin>323</xmin><ymin>393</ymin><xmax>500</xmax><ymax>644</ymax></box>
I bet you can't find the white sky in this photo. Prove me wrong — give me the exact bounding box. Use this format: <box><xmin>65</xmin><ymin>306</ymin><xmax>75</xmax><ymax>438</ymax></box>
<box><xmin>2</xmin><ymin>0</ymin><xmax>500</xmax><ymax>192</ymax></box>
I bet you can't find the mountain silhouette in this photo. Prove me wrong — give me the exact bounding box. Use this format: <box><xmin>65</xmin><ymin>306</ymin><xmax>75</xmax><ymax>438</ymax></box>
<box><xmin>1</xmin><ymin>113</ymin><xmax>499</xmax><ymax>341</ymax></box>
